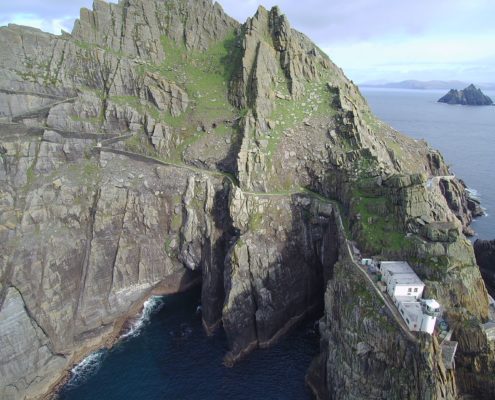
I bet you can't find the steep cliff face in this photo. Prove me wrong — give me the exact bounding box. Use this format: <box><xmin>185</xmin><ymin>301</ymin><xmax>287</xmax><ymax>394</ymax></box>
<box><xmin>0</xmin><ymin>1</ymin><xmax>493</xmax><ymax>399</ymax></box>
<box><xmin>220</xmin><ymin>190</ymin><xmax>339</xmax><ymax>363</ymax></box>
<box><xmin>0</xmin><ymin>121</ymin><xmax>227</xmax><ymax>398</ymax></box>
<box><xmin>317</xmin><ymin>260</ymin><xmax>457</xmax><ymax>400</ymax></box>
<box><xmin>474</xmin><ymin>240</ymin><xmax>495</xmax><ymax>297</ymax></box>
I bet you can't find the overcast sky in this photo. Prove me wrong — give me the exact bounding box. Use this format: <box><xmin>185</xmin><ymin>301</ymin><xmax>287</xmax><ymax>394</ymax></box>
<box><xmin>1</xmin><ymin>0</ymin><xmax>494</xmax><ymax>83</ymax></box>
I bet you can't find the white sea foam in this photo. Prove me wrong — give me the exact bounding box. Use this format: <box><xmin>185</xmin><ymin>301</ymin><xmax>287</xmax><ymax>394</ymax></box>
<box><xmin>63</xmin><ymin>296</ymin><xmax>165</xmax><ymax>389</ymax></box>
<box><xmin>466</xmin><ymin>187</ymin><xmax>481</xmax><ymax>199</ymax></box>
<box><xmin>120</xmin><ymin>295</ymin><xmax>165</xmax><ymax>339</ymax></box>
<box><xmin>66</xmin><ymin>349</ymin><xmax>107</xmax><ymax>388</ymax></box>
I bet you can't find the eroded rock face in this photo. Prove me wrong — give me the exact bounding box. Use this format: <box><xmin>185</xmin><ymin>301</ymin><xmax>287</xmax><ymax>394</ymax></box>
<box><xmin>0</xmin><ymin>1</ymin><xmax>493</xmax><ymax>399</ymax></box>
<box><xmin>221</xmin><ymin>193</ymin><xmax>339</xmax><ymax>363</ymax></box>
<box><xmin>1</xmin><ymin>123</ymin><xmax>228</xmax><ymax>398</ymax></box>
<box><xmin>314</xmin><ymin>260</ymin><xmax>457</xmax><ymax>400</ymax></box>
<box><xmin>0</xmin><ymin>287</ymin><xmax>67</xmax><ymax>400</ymax></box>
<box><xmin>474</xmin><ymin>239</ymin><xmax>495</xmax><ymax>297</ymax></box>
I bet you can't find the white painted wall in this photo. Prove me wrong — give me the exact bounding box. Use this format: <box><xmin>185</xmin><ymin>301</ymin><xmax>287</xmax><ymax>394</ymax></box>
<box><xmin>391</xmin><ymin>284</ymin><xmax>424</xmax><ymax>299</ymax></box>
<box><xmin>421</xmin><ymin>315</ymin><xmax>436</xmax><ymax>334</ymax></box>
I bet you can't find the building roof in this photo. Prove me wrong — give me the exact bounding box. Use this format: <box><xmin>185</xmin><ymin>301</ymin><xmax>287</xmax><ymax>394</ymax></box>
<box><xmin>380</xmin><ymin>261</ymin><xmax>414</xmax><ymax>274</ymax></box>
<box><xmin>399</xmin><ymin>301</ymin><xmax>423</xmax><ymax>324</ymax></box>
<box><xmin>390</xmin><ymin>273</ymin><xmax>424</xmax><ymax>287</ymax></box>
<box><xmin>423</xmin><ymin>299</ymin><xmax>440</xmax><ymax>309</ymax></box>
<box><xmin>381</xmin><ymin>261</ymin><xmax>424</xmax><ymax>287</ymax></box>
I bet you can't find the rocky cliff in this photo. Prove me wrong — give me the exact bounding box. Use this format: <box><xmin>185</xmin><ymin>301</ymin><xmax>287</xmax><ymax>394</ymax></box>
<box><xmin>438</xmin><ymin>84</ymin><xmax>493</xmax><ymax>106</ymax></box>
<box><xmin>474</xmin><ymin>240</ymin><xmax>495</xmax><ymax>297</ymax></box>
<box><xmin>0</xmin><ymin>1</ymin><xmax>493</xmax><ymax>399</ymax></box>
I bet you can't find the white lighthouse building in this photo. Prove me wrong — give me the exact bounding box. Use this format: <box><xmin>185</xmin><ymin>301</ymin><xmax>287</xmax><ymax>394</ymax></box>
<box><xmin>379</xmin><ymin>261</ymin><xmax>441</xmax><ymax>335</ymax></box>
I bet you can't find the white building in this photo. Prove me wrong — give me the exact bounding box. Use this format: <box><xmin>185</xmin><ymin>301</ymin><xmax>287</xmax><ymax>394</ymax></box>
<box><xmin>396</xmin><ymin>300</ymin><xmax>434</xmax><ymax>333</ymax></box>
<box><xmin>380</xmin><ymin>261</ymin><xmax>425</xmax><ymax>300</ymax></box>
<box><xmin>380</xmin><ymin>261</ymin><xmax>440</xmax><ymax>335</ymax></box>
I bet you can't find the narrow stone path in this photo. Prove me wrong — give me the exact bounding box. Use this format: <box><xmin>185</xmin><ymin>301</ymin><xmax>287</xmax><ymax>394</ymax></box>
<box><xmin>11</xmin><ymin>97</ymin><xmax>78</xmax><ymax>122</ymax></box>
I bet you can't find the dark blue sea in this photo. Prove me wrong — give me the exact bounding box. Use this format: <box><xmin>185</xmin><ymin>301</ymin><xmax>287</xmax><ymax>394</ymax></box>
<box><xmin>57</xmin><ymin>287</ymin><xmax>319</xmax><ymax>400</ymax></box>
<box><xmin>361</xmin><ymin>87</ymin><xmax>495</xmax><ymax>240</ymax></box>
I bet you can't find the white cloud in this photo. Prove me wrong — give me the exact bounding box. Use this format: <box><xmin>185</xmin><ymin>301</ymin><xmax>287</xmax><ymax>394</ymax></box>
<box><xmin>325</xmin><ymin>34</ymin><xmax>495</xmax><ymax>82</ymax></box>
<box><xmin>0</xmin><ymin>14</ymin><xmax>74</xmax><ymax>34</ymax></box>
<box><xmin>0</xmin><ymin>13</ymin><xmax>45</xmax><ymax>30</ymax></box>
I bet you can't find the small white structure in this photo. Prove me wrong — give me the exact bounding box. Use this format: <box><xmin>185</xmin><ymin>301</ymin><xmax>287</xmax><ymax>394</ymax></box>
<box><xmin>422</xmin><ymin>299</ymin><xmax>441</xmax><ymax>316</ymax></box>
<box><xmin>361</xmin><ymin>258</ymin><xmax>373</xmax><ymax>266</ymax></box>
<box><xmin>380</xmin><ymin>261</ymin><xmax>440</xmax><ymax>335</ymax></box>
<box><xmin>380</xmin><ymin>261</ymin><xmax>425</xmax><ymax>300</ymax></box>
<box><xmin>395</xmin><ymin>299</ymin><xmax>439</xmax><ymax>334</ymax></box>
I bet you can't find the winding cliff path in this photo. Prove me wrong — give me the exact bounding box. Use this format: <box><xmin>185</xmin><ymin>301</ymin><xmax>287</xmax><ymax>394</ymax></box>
<box><xmin>93</xmin><ymin>145</ymin><xmax>419</xmax><ymax>344</ymax></box>
<box><xmin>11</xmin><ymin>97</ymin><xmax>78</xmax><ymax>122</ymax></box>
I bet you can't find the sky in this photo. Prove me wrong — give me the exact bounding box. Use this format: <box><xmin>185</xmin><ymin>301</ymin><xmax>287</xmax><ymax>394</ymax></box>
<box><xmin>1</xmin><ymin>0</ymin><xmax>494</xmax><ymax>84</ymax></box>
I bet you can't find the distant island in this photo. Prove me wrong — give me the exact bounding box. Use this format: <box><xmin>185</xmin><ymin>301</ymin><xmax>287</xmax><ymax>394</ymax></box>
<box><xmin>438</xmin><ymin>84</ymin><xmax>493</xmax><ymax>106</ymax></box>
<box><xmin>360</xmin><ymin>79</ymin><xmax>495</xmax><ymax>91</ymax></box>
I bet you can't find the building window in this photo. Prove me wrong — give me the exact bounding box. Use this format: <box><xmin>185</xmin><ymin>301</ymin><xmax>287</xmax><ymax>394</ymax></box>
<box><xmin>408</xmin><ymin>288</ymin><xmax>412</xmax><ymax>293</ymax></box>
<box><xmin>414</xmin><ymin>288</ymin><xmax>418</xmax><ymax>293</ymax></box>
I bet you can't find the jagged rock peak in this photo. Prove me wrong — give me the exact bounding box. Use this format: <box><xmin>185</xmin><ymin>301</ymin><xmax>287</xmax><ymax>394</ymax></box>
<box><xmin>72</xmin><ymin>0</ymin><xmax>239</xmax><ymax>60</ymax></box>
<box><xmin>229</xmin><ymin>4</ymin><xmax>333</xmax><ymax>118</ymax></box>
<box><xmin>438</xmin><ymin>83</ymin><xmax>493</xmax><ymax>106</ymax></box>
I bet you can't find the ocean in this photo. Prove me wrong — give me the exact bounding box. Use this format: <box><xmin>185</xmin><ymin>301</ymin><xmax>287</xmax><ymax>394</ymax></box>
<box><xmin>58</xmin><ymin>87</ymin><xmax>494</xmax><ymax>400</ymax></box>
<box><xmin>361</xmin><ymin>87</ymin><xmax>495</xmax><ymax>240</ymax></box>
<box><xmin>57</xmin><ymin>287</ymin><xmax>319</xmax><ymax>400</ymax></box>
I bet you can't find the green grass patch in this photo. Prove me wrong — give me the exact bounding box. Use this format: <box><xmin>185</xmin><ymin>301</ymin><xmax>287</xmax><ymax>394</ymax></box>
<box><xmin>124</xmin><ymin>133</ymin><xmax>157</xmax><ymax>157</ymax></box>
<box><xmin>248</xmin><ymin>212</ymin><xmax>263</xmax><ymax>231</ymax></box>
<box><xmin>264</xmin><ymin>78</ymin><xmax>335</xmax><ymax>164</ymax></box>
<box><xmin>112</xmin><ymin>32</ymin><xmax>242</xmax><ymax>162</ymax></box>
<box><xmin>170</xmin><ymin>213</ymin><xmax>182</xmax><ymax>231</ymax></box>
<box><xmin>353</xmin><ymin>192</ymin><xmax>410</xmax><ymax>255</ymax></box>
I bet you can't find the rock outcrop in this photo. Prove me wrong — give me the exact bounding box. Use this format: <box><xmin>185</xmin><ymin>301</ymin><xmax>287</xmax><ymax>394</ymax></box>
<box><xmin>474</xmin><ymin>239</ymin><xmax>495</xmax><ymax>297</ymax></box>
<box><xmin>438</xmin><ymin>84</ymin><xmax>493</xmax><ymax>106</ymax></box>
<box><xmin>312</xmin><ymin>259</ymin><xmax>457</xmax><ymax>400</ymax></box>
<box><xmin>0</xmin><ymin>1</ymin><xmax>494</xmax><ymax>399</ymax></box>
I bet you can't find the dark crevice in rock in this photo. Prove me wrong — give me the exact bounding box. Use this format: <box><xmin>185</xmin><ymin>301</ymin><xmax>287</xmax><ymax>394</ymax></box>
<box><xmin>474</xmin><ymin>239</ymin><xmax>495</xmax><ymax>297</ymax></box>
<box><xmin>73</xmin><ymin>187</ymin><xmax>101</xmax><ymax>323</ymax></box>
<box><xmin>221</xmin><ymin>194</ymin><xmax>339</xmax><ymax>365</ymax></box>
<box><xmin>201</xmin><ymin>182</ymin><xmax>236</xmax><ymax>333</ymax></box>
<box><xmin>11</xmin><ymin>285</ymin><xmax>66</xmax><ymax>358</ymax></box>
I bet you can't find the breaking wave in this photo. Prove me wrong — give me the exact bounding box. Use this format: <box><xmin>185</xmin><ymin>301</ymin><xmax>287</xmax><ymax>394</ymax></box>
<box><xmin>65</xmin><ymin>349</ymin><xmax>108</xmax><ymax>388</ymax></box>
<box><xmin>466</xmin><ymin>187</ymin><xmax>480</xmax><ymax>199</ymax></box>
<box><xmin>120</xmin><ymin>296</ymin><xmax>165</xmax><ymax>340</ymax></box>
<box><xmin>466</xmin><ymin>187</ymin><xmax>488</xmax><ymax>217</ymax></box>
<box><xmin>64</xmin><ymin>296</ymin><xmax>165</xmax><ymax>388</ymax></box>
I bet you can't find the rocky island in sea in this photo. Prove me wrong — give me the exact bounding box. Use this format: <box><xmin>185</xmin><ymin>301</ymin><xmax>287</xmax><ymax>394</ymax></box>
<box><xmin>438</xmin><ymin>84</ymin><xmax>493</xmax><ymax>105</ymax></box>
<box><xmin>1</xmin><ymin>1</ymin><xmax>495</xmax><ymax>399</ymax></box>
